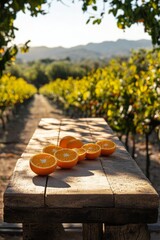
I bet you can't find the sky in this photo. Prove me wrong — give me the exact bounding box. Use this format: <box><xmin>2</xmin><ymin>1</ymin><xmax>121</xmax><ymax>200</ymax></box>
<box><xmin>14</xmin><ymin>1</ymin><xmax>151</xmax><ymax>48</ymax></box>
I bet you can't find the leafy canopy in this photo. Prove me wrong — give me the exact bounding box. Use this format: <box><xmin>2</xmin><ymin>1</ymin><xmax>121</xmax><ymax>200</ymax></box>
<box><xmin>82</xmin><ymin>0</ymin><xmax>160</xmax><ymax>46</ymax></box>
<box><xmin>0</xmin><ymin>0</ymin><xmax>50</xmax><ymax>76</ymax></box>
<box><xmin>0</xmin><ymin>0</ymin><xmax>160</xmax><ymax>77</ymax></box>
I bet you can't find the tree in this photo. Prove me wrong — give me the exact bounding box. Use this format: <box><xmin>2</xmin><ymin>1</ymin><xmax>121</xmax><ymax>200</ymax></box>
<box><xmin>0</xmin><ymin>0</ymin><xmax>160</xmax><ymax>77</ymax></box>
<box><xmin>0</xmin><ymin>0</ymin><xmax>50</xmax><ymax>77</ymax></box>
<box><xmin>83</xmin><ymin>0</ymin><xmax>160</xmax><ymax>46</ymax></box>
<box><xmin>23</xmin><ymin>61</ymin><xmax>49</xmax><ymax>89</ymax></box>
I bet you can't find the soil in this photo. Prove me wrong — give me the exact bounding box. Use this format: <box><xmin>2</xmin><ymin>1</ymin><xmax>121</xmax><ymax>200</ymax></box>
<box><xmin>0</xmin><ymin>94</ymin><xmax>160</xmax><ymax>238</ymax></box>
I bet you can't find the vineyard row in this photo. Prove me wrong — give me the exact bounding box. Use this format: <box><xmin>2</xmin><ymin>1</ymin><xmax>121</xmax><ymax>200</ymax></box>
<box><xmin>0</xmin><ymin>74</ymin><xmax>37</xmax><ymax>129</ymax></box>
<box><xmin>39</xmin><ymin>49</ymin><xmax>160</xmax><ymax>177</ymax></box>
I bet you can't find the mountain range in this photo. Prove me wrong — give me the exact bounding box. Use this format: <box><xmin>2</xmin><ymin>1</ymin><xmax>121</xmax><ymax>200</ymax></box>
<box><xmin>17</xmin><ymin>39</ymin><xmax>152</xmax><ymax>62</ymax></box>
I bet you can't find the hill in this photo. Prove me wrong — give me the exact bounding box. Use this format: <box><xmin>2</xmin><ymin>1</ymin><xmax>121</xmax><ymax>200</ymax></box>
<box><xmin>17</xmin><ymin>39</ymin><xmax>152</xmax><ymax>62</ymax></box>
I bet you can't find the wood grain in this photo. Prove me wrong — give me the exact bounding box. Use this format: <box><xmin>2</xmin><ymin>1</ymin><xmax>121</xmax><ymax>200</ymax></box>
<box><xmin>58</xmin><ymin>118</ymin><xmax>93</xmax><ymax>143</ymax></box>
<box><xmin>4</xmin><ymin>206</ymin><xmax>158</xmax><ymax>224</ymax></box>
<box><xmin>83</xmin><ymin>223</ymin><xmax>103</xmax><ymax>240</ymax></box>
<box><xmin>46</xmin><ymin>159</ymin><xmax>113</xmax><ymax>208</ymax></box>
<box><xmin>105</xmin><ymin>224</ymin><xmax>150</xmax><ymax>240</ymax></box>
<box><xmin>101</xmin><ymin>150</ymin><xmax>159</xmax><ymax>209</ymax></box>
<box><xmin>23</xmin><ymin>223</ymin><xmax>65</xmax><ymax>240</ymax></box>
<box><xmin>4</xmin><ymin>118</ymin><xmax>61</xmax><ymax>208</ymax></box>
<box><xmin>4</xmin><ymin>158</ymin><xmax>46</xmax><ymax>208</ymax></box>
<box><xmin>3</xmin><ymin>118</ymin><xmax>159</xmax><ymax>227</ymax></box>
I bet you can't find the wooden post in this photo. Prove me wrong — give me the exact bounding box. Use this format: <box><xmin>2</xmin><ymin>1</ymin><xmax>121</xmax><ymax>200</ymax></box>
<box><xmin>23</xmin><ymin>223</ymin><xmax>65</xmax><ymax>240</ymax></box>
<box><xmin>83</xmin><ymin>223</ymin><xmax>103</xmax><ymax>240</ymax></box>
<box><xmin>105</xmin><ymin>224</ymin><xmax>150</xmax><ymax>240</ymax></box>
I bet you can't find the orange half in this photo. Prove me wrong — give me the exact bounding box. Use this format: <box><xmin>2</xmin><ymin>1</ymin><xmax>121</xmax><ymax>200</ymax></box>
<box><xmin>82</xmin><ymin>143</ymin><xmax>101</xmax><ymax>160</ymax></box>
<box><xmin>66</xmin><ymin>139</ymin><xmax>84</xmax><ymax>149</ymax></box>
<box><xmin>96</xmin><ymin>139</ymin><xmax>116</xmax><ymax>155</ymax></box>
<box><xmin>54</xmin><ymin>148</ymin><xmax>78</xmax><ymax>168</ymax></box>
<box><xmin>59</xmin><ymin>136</ymin><xmax>75</xmax><ymax>148</ymax></box>
<box><xmin>30</xmin><ymin>153</ymin><xmax>57</xmax><ymax>175</ymax></box>
<box><xmin>73</xmin><ymin>148</ymin><xmax>86</xmax><ymax>161</ymax></box>
<box><xmin>43</xmin><ymin>144</ymin><xmax>62</xmax><ymax>155</ymax></box>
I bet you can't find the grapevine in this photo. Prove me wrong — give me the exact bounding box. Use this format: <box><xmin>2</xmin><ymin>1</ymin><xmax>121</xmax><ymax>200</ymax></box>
<box><xmin>40</xmin><ymin>49</ymin><xmax>160</xmax><ymax>178</ymax></box>
<box><xmin>0</xmin><ymin>74</ymin><xmax>37</xmax><ymax>129</ymax></box>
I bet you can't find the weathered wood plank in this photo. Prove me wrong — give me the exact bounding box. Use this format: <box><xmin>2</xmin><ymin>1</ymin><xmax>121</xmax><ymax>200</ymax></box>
<box><xmin>87</xmin><ymin>118</ymin><xmax>159</xmax><ymax>209</ymax></box>
<box><xmin>23</xmin><ymin>223</ymin><xmax>65</xmax><ymax>240</ymax></box>
<box><xmin>46</xmin><ymin>159</ymin><xmax>114</xmax><ymax>208</ymax></box>
<box><xmin>105</xmin><ymin>224</ymin><xmax>150</xmax><ymax>240</ymax></box>
<box><xmin>3</xmin><ymin>117</ymin><xmax>159</xmax><ymax>232</ymax></box>
<box><xmin>4</xmin><ymin>206</ymin><xmax>158</xmax><ymax>224</ymax></box>
<box><xmin>45</xmin><ymin>118</ymin><xmax>113</xmax><ymax>208</ymax></box>
<box><xmin>31</xmin><ymin>117</ymin><xmax>61</xmax><ymax>146</ymax></box>
<box><xmin>4</xmin><ymin>118</ymin><xmax>61</xmax><ymax>209</ymax></box>
<box><xmin>58</xmin><ymin>118</ymin><xmax>93</xmax><ymax>143</ymax></box>
<box><xmin>4</xmin><ymin>158</ymin><xmax>46</xmax><ymax>208</ymax></box>
<box><xmin>85</xmin><ymin>118</ymin><xmax>116</xmax><ymax>142</ymax></box>
<box><xmin>83</xmin><ymin>223</ymin><xmax>103</xmax><ymax>240</ymax></box>
<box><xmin>101</xmin><ymin>149</ymin><xmax>159</xmax><ymax>209</ymax></box>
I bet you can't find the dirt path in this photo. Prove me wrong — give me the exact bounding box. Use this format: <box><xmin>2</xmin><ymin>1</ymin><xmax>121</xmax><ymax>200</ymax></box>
<box><xmin>0</xmin><ymin>94</ymin><xmax>65</xmax><ymax>222</ymax></box>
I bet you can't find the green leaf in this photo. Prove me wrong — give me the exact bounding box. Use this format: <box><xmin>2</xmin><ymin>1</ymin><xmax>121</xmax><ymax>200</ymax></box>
<box><xmin>86</xmin><ymin>19</ymin><xmax>90</xmax><ymax>24</ymax></box>
<box><xmin>92</xmin><ymin>6</ymin><xmax>97</xmax><ymax>11</ymax></box>
<box><xmin>93</xmin><ymin>19</ymin><xmax>101</xmax><ymax>25</ymax></box>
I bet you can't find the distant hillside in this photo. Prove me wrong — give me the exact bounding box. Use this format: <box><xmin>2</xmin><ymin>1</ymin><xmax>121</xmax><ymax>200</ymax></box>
<box><xmin>17</xmin><ymin>39</ymin><xmax>152</xmax><ymax>62</ymax></box>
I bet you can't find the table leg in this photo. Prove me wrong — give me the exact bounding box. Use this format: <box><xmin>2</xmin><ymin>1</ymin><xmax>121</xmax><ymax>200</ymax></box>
<box><xmin>104</xmin><ymin>224</ymin><xmax>150</xmax><ymax>240</ymax></box>
<box><xmin>83</xmin><ymin>223</ymin><xmax>103</xmax><ymax>240</ymax></box>
<box><xmin>23</xmin><ymin>223</ymin><xmax>65</xmax><ymax>240</ymax></box>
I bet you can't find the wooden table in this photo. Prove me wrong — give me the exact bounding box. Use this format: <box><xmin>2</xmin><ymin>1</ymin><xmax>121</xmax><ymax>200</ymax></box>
<box><xmin>3</xmin><ymin>118</ymin><xmax>159</xmax><ymax>240</ymax></box>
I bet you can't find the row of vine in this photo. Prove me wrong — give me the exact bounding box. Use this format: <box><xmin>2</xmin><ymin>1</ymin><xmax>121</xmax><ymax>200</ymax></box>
<box><xmin>0</xmin><ymin>74</ymin><xmax>37</xmax><ymax>129</ymax></box>
<box><xmin>39</xmin><ymin>49</ymin><xmax>160</xmax><ymax>178</ymax></box>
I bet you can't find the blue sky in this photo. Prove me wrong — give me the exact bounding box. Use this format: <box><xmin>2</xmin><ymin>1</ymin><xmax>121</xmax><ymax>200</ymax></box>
<box><xmin>14</xmin><ymin>1</ymin><xmax>150</xmax><ymax>48</ymax></box>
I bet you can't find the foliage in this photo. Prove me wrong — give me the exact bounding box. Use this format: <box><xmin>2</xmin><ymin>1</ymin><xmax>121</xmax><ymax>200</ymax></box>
<box><xmin>41</xmin><ymin>49</ymin><xmax>160</xmax><ymax>137</ymax></box>
<box><xmin>45</xmin><ymin>60</ymin><xmax>87</xmax><ymax>81</ymax></box>
<box><xmin>22</xmin><ymin>61</ymin><xmax>49</xmax><ymax>89</ymax></box>
<box><xmin>5</xmin><ymin>58</ymin><xmax>101</xmax><ymax>87</ymax></box>
<box><xmin>1</xmin><ymin>0</ymin><xmax>160</xmax><ymax>77</ymax></box>
<box><xmin>0</xmin><ymin>74</ymin><xmax>37</xmax><ymax>129</ymax></box>
<box><xmin>39</xmin><ymin>49</ymin><xmax>160</xmax><ymax>177</ymax></box>
<box><xmin>82</xmin><ymin>0</ymin><xmax>160</xmax><ymax>46</ymax></box>
<box><xmin>0</xmin><ymin>74</ymin><xmax>37</xmax><ymax>110</ymax></box>
<box><xmin>0</xmin><ymin>0</ymin><xmax>50</xmax><ymax>76</ymax></box>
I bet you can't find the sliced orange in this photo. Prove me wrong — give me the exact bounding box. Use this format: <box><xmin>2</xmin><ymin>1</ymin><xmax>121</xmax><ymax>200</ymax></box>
<box><xmin>43</xmin><ymin>144</ymin><xmax>62</xmax><ymax>155</ymax></box>
<box><xmin>96</xmin><ymin>139</ymin><xmax>116</xmax><ymax>155</ymax></box>
<box><xmin>73</xmin><ymin>148</ymin><xmax>86</xmax><ymax>162</ymax></box>
<box><xmin>66</xmin><ymin>138</ymin><xmax>84</xmax><ymax>149</ymax></box>
<box><xmin>54</xmin><ymin>148</ymin><xmax>78</xmax><ymax>169</ymax></box>
<box><xmin>82</xmin><ymin>143</ymin><xmax>101</xmax><ymax>160</ymax></box>
<box><xmin>30</xmin><ymin>153</ymin><xmax>57</xmax><ymax>175</ymax></box>
<box><xmin>59</xmin><ymin>136</ymin><xmax>75</xmax><ymax>148</ymax></box>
